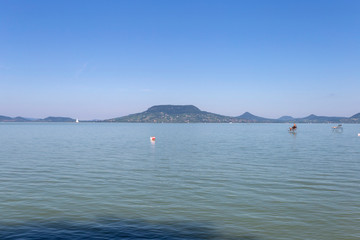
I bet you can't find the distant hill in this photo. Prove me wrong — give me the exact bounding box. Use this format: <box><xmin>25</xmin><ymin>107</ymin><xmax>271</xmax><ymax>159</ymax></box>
<box><xmin>0</xmin><ymin>116</ymin><xmax>31</xmax><ymax>122</ymax></box>
<box><xmin>107</xmin><ymin>105</ymin><xmax>360</xmax><ymax>123</ymax></box>
<box><xmin>107</xmin><ymin>105</ymin><xmax>238</xmax><ymax>123</ymax></box>
<box><xmin>278</xmin><ymin>116</ymin><xmax>295</xmax><ymax>121</ymax></box>
<box><xmin>40</xmin><ymin>117</ymin><xmax>76</xmax><ymax>122</ymax></box>
<box><xmin>0</xmin><ymin>115</ymin><xmax>13</xmax><ymax>121</ymax></box>
<box><xmin>0</xmin><ymin>116</ymin><xmax>76</xmax><ymax>122</ymax></box>
<box><xmin>13</xmin><ymin>117</ymin><xmax>31</xmax><ymax>122</ymax></box>
<box><xmin>295</xmin><ymin>114</ymin><xmax>345</xmax><ymax>123</ymax></box>
<box><xmin>351</xmin><ymin>113</ymin><xmax>360</xmax><ymax>119</ymax></box>
<box><xmin>2</xmin><ymin>107</ymin><xmax>360</xmax><ymax>123</ymax></box>
<box><xmin>146</xmin><ymin>105</ymin><xmax>202</xmax><ymax>114</ymax></box>
<box><xmin>237</xmin><ymin>112</ymin><xmax>272</xmax><ymax>122</ymax></box>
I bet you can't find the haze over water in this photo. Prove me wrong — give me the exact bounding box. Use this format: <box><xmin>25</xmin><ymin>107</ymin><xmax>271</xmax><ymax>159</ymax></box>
<box><xmin>0</xmin><ymin>123</ymin><xmax>359</xmax><ymax>239</ymax></box>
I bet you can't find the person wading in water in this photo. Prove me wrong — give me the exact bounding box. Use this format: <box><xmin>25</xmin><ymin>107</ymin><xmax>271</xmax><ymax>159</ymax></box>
<box><xmin>289</xmin><ymin>123</ymin><xmax>297</xmax><ymax>132</ymax></box>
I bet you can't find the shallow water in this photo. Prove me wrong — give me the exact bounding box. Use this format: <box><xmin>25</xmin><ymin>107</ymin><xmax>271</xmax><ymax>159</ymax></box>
<box><xmin>0</xmin><ymin>123</ymin><xmax>359</xmax><ymax>239</ymax></box>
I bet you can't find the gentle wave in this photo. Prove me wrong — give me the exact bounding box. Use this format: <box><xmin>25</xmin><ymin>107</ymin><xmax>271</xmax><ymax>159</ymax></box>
<box><xmin>0</xmin><ymin>123</ymin><xmax>359</xmax><ymax>239</ymax></box>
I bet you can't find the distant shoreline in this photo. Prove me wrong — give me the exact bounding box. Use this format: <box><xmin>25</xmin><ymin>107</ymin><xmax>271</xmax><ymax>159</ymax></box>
<box><xmin>2</xmin><ymin>105</ymin><xmax>360</xmax><ymax>123</ymax></box>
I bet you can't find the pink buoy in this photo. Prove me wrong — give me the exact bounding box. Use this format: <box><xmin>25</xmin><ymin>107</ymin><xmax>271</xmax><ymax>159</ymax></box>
<box><xmin>150</xmin><ymin>136</ymin><xmax>156</xmax><ymax>141</ymax></box>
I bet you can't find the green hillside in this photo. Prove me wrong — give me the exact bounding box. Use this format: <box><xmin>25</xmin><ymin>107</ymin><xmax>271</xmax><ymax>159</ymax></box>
<box><xmin>108</xmin><ymin>105</ymin><xmax>238</xmax><ymax>123</ymax></box>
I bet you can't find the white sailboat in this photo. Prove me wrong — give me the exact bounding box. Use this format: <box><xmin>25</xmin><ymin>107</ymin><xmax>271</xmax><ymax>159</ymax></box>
<box><xmin>75</xmin><ymin>119</ymin><xmax>79</xmax><ymax>123</ymax></box>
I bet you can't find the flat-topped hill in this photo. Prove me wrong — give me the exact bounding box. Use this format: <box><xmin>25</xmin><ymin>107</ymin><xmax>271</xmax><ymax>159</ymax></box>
<box><xmin>145</xmin><ymin>105</ymin><xmax>202</xmax><ymax>114</ymax></box>
<box><xmin>108</xmin><ymin>105</ymin><xmax>237</xmax><ymax>123</ymax></box>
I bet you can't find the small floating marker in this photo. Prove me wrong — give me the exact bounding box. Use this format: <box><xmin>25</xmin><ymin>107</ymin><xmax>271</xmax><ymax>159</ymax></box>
<box><xmin>150</xmin><ymin>136</ymin><xmax>156</xmax><ymax>141</ymax></box>
<box><xmin>358</xmin><ymin>133</ymin><xmax>360</xmax><ymax>137</ymax></box>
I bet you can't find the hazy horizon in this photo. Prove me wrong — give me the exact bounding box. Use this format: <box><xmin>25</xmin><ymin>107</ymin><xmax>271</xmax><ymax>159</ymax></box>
<box><xmin>1</xmin><ymin>103</ymin><xmax>359</xmax><ymax>121</ymax></box>
<box><xmin>1</xmin><ymin>1</ymin><xmax>359</xmax><ymax>119</ymax></box>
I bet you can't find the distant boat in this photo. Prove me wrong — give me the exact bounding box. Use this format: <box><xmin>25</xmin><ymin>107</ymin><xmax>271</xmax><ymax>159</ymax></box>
<box><xmin>332</xmin><ymin>124</ymin><xmax>343</xmax><ymax>132</ymax></box>
<box><xmin>75</xmin><ymin>119</ymin><xmax>79</xmax><ymax>123</ymax></box>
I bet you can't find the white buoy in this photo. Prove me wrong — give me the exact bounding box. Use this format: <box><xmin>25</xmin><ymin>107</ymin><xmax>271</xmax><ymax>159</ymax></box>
<box><xmin>358</xmin><ymin>133</ymin><xmax>360</xmax><ymax>137</ymax></box>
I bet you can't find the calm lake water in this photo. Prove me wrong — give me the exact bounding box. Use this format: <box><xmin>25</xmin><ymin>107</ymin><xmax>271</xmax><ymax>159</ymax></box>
<box><xmin>0</xmin><ymin>123</ymin><xmax>359</xmax><ymax>240</ymax></box>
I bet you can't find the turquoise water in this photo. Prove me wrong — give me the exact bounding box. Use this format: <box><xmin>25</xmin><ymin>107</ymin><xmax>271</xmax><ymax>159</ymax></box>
<box><xmin>0</xmin><ymin>123</ymin><xmax>359</xmax><ymax>240</ymax></box>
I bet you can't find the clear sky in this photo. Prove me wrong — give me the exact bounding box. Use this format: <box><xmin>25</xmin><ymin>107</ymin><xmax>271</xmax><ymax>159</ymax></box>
<box><xmin>1</xmin><ymin>0</ymin><xmax>359</xmax><ymax>120</ymax></box>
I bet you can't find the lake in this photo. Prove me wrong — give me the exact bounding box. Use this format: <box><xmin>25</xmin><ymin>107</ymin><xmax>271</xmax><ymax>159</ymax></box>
<box><xmin>0</xmin><ymin>123</ymin><xmax>359</xmax><ymax>240</ymax></box>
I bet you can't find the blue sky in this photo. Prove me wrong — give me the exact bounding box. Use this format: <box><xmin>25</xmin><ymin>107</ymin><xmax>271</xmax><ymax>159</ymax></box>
<box><xmin>1</xmin><ymin>0</ymin><xmax>359</xmax><ymax>119</ymax></box>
